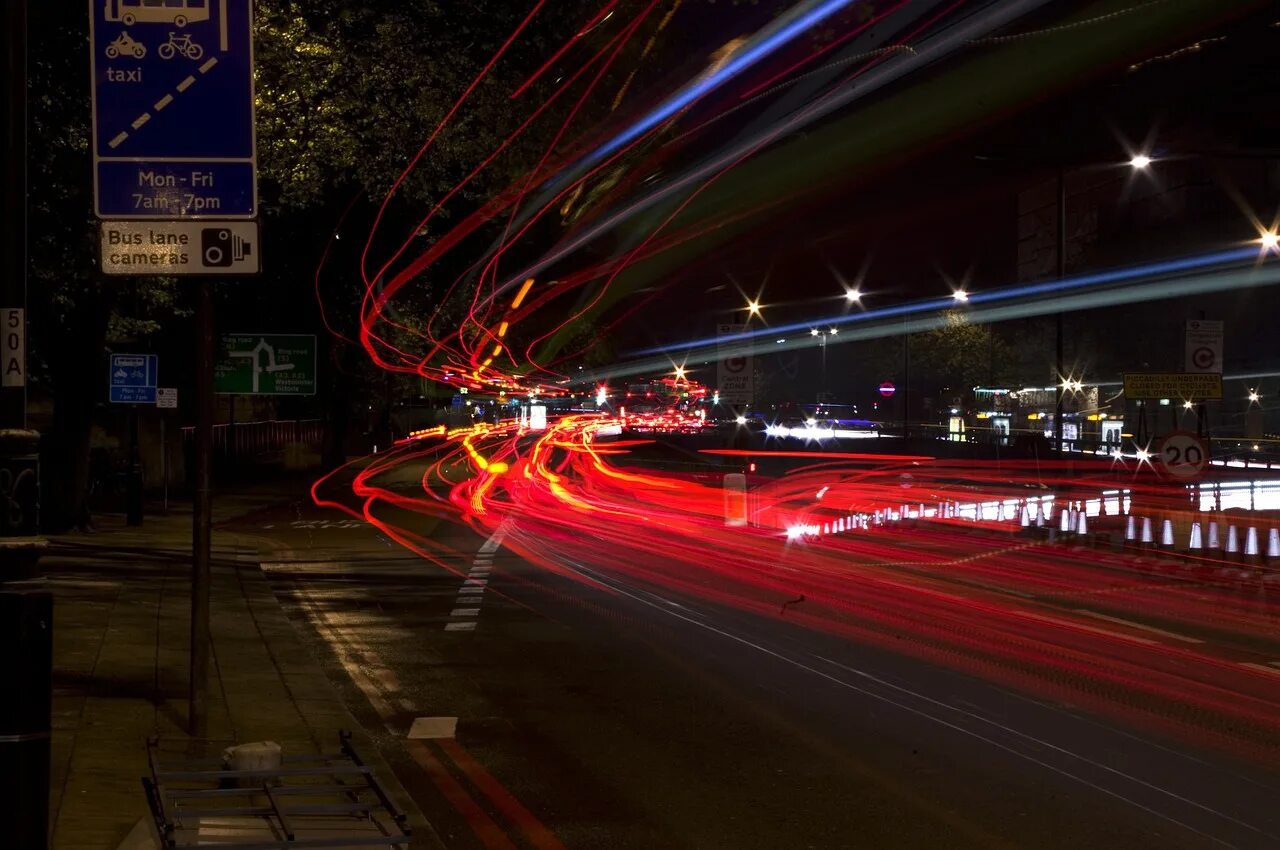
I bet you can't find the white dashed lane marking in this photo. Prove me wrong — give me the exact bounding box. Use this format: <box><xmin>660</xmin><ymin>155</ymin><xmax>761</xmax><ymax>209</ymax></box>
<box><xmin>107</xmin><ymin>58</ymin><xmax>219</xmax><ymax>150</ymax></box>
<box><xmin>444</xmin><ymin>522</ymin><xmax>510</xmax><ymax>632</ymax></box>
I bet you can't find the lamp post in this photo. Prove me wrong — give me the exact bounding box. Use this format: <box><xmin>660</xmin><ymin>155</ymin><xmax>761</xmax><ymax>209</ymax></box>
<box><xmin>1053</xmin><ymin>153</ymin><xmax>1152</xmax><ymax>456</ymax></box>
<box><xmin>2</xmin><ymin>3</ymin><xmax>51</xmax><ymax>848</ymax></box>
<box><xmin>811</xmin><ymin>328</ymin><xmax>837</xmax><ymax>404</ymax></box>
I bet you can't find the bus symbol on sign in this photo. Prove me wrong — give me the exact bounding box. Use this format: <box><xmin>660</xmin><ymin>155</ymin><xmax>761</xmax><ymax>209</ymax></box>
<box><xmin>105</xmin><ymin>0</ymin><xmax>211</xmax><ymax>28</ymax></box>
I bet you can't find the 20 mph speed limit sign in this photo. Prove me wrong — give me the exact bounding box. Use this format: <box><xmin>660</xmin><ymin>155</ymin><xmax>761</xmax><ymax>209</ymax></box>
<box><xmin>1157</xmin><ymin>431</ymin><xmax>1210</xmax><ymax>480</ymax></box>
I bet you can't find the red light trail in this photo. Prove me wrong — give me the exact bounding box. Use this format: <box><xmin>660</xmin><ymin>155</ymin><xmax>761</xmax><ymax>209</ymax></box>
<box><xmin>313</xmin><ymin>415</ymin><xmax>1280</xmax><ymax>770</ymax></box>
<box><xmin>304</xmin><ymin>1</ymin><xmax>1280</xmax><ymax>783</ymax></box>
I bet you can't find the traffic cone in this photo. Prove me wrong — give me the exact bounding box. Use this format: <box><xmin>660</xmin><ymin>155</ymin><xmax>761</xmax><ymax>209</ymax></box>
<box><xmin>1245</xmin><ymin>527</ymin><xmax>1260</xmax><ymax>563</ymax></box>
<box><xmin>1188</xmin><ymin>522</ymin><xmax>1203</xmax><ymax>552</ymax></box>
<box><xmin>1267</xmin><ymin>528</ymin><xmax>1280</xmax><ymax>561</ymax></box>
<box><xmin>1226</xmin><ymin>525</ymin><xmax>1240</xmax><ymax>560</ymax></box>
<box><xmin>1124</xmin><ymin>515</ymin><xmax>1136</xmax><ymax>542</ymax></box>
<box><xmin>1207</xmin><ymin>521</ymin><xmax>1221</xmax><ymax>550</ymax></box>
<box><xmin>1160</xmin><ymin>519</ymin><xmax>1175</xmax><ymax>549</ymax></box>
<box><xmin>1141</xmin><ymin>517</ymin><xmax>1154</xmax><ymax>546</ymax></box>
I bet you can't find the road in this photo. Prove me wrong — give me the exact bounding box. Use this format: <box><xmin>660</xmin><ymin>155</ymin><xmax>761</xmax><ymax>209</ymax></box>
<box><xmin>224</xmin><ymin>424</ymin><xmax>1280</xmax><ymax>849</ymax></box>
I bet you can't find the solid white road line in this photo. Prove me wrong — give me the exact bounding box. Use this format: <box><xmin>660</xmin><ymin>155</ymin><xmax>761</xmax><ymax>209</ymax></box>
<box><xmin>1073</xmin><ymin>609</ymin><xmax>1204</xmax><ymax>644</ymax></box>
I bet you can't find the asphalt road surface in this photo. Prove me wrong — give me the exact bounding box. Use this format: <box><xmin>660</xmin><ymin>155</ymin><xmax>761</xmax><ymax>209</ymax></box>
<box><xmin>227</xmin><ymin>462</ymin><xmax>1280</xmax><ymax>850</ymax></box>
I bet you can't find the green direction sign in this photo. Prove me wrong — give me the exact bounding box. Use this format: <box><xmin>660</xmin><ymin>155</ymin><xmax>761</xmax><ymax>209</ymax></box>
<box><xmin>214</xmin><ymin>334</ymin><xmax>316</xmax><ymax>396</ymax></box>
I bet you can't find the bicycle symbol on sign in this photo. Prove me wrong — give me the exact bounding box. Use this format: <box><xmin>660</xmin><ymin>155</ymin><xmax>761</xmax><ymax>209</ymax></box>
<box><xmin>158</xmin><ymin>32</ymin><xmax>204</xmax><ymax>61</ymax></box>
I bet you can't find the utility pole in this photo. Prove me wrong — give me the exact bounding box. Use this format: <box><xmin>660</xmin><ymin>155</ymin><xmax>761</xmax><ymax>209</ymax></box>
<box><xmin>1054</xmin><ymin>168</ymin><xmax>1066</xmax><ymax>457</ymax></box>
<box><xmin>1</xmin><ymin>1</ymin><xmax>51</xmax><ymax>847</ymax></box>
<box><xmin>902</xmin><ymin>315</ymin><xmax>910</xmax><ymax>440</ymax></box>
<box><xmin>190</xmin><ymin>281</ymin><xmax>213</xmax><ymax>738</ymax></box>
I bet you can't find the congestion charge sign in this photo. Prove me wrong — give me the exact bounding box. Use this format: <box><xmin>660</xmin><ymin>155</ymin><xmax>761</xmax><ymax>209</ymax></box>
<box><xmin>89</xmin><ymin>0</ymin><xmax>257</xmax><ymax>219</ymax></box>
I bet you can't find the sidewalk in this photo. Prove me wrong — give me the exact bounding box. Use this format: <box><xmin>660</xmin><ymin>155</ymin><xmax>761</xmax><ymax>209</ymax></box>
<box><xmin>43</xmin><ymin>490</ymin><xmax>436</xmax><ymax>849</ymax></box>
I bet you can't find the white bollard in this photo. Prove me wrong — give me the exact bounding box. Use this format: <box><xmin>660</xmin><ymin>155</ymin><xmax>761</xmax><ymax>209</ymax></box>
<box><xmin>1059</xmin><ymin>507</ymin><xmax>1072</xmax><ymax>535</ymax></box>
<box><xmin>1188</xmin><ymin>522</ymin><xmax>1203</xmax><ymax>551</ymax></box>
<box><xmin>723</xmin><ymin>473</ymin><xmax>748</xmax><ymax>527</ymax></box>
<box><xmin>1268</xmin><ymin>528</ymin><xmax>1280</xmax><ymax>561</ymax></box>
<box><xmin>1207</xmin><ymin>521</ymin><xmax>1220</xmax><ymax>549</ymax></box>
<box><xmin>1124</xmin><ymin>515</ymin><xmax>1136</xmax><ymax>542</ymax></box>
<box><xmin>1160</xmin><ymin>519</ymin><xmax>1175</xmax><ymax>549</ymax></box>
<box><xmin>1226</xmin><ymin>525</ymin><xmax>1240</xmax><ymax>559</ymax></box>
<box><xmin>1020</xmin><ymin>504</ymin><xmax>1030</xmax><ymax>529</ymax></box>
<box><xmin>1141</xmin><ymin>517</ymin><xmax>1154</xmax><ymax>546</ymax></box>
<box><xmin>1076</xmin><ymin>510</ymin><xmax>1088</xmax><ymax>537</ymax></box>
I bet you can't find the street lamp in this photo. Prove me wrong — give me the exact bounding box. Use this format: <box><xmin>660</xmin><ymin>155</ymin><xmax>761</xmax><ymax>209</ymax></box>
<box><xmin>845</xmin><ymin>288</ymin><xmax>861</xmax><ymax>303</ymax></box>
<box><xmin>674</xmin><ymin>365</ymin><xmax>687</xmax><ymax>381</ymax></box>
<box><xmin>1259</xmin><ymin>229</ymin><xmax>1279</xmax><ymax>251</ymax></box>
<box><xmin>952</xmin><ymin>288</ymin><xmax>969</xmax><ymax>303</ymax></box>
<box><xmin>1052</xmin><ymin>152</ymin><xmax>1155</xmax><ymax>457</ymax></box>
<box><xmin>746</xmin><ymin>299</ymin><xmax>762</xmax><ymax>319</ymax></box>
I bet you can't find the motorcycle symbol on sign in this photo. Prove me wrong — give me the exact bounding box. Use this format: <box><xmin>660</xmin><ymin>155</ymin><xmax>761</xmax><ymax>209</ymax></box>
<box><xmin>158</xmin><ymin>32</ymin><xmax>204</xmax><ymax>61</ymax></box>
<box><xmin>105</xmin><ymin>31</ymin><xmax>146</xmax><ymax>59</ymax></box>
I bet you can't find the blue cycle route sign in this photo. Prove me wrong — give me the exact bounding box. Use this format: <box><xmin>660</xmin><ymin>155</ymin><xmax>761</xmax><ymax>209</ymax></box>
<box><xmin>90</xmin><ymin>0</ymin><xmax>256</xmax><ymax>219</ymax></box>
<box><xmin>109</xmin><ymin>353</ymin><xmax>159</xmax><ymax>404</ymax></box>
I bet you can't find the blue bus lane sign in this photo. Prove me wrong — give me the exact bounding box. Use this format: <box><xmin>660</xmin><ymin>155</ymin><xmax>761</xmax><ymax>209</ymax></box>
<box><xmin>90</xmin><ymin>0</ymin><xmax>257</xmax><ymax>219</ymax></box>
<box><xmin>110</xmin><ymin>353</ymin><xmax>159</xmax><ymax>404</ymax></box>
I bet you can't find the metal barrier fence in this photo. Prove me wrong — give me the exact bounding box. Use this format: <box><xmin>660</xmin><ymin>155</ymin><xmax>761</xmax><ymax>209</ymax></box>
<box><xmin>180</xmin><ymin>419</ymin><xmax>324</xmax><ymax>462</ymax></box>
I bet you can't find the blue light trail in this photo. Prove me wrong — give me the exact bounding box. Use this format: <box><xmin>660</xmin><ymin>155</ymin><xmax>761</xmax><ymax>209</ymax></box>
<box><xmin>546</xmin><ymin>0</ymin><xmax>859</xmax><ymax>190</ymax></box>
<box><xmin>636</xmin><ymin>246</ymin><xmax>1260</xmax><ymax>355</ymax></box>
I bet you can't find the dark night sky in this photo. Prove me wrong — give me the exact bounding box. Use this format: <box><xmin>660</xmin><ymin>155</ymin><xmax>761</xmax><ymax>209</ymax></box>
<box><xmin>617</xmin><ymin>2</ymin><xmax>1280</xmax><ymax>362</ymax></box>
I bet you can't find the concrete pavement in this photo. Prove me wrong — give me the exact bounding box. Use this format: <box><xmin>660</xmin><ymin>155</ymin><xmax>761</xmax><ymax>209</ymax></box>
<box><xmin>43</xmin><ymin>490</ymin><xmax>437</xmax><ymax>850</ymax></box>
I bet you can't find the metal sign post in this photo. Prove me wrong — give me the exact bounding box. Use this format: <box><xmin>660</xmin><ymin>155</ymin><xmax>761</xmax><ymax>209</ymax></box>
<box><xmin>108</xmin><ymin>353</ymin><xmax>158</xmax><ymax>527</ymax></box>
<box><xmin>89</xmin><ymin>0</ymin><xmax>258</xmax><ymax>737</ymax></box>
